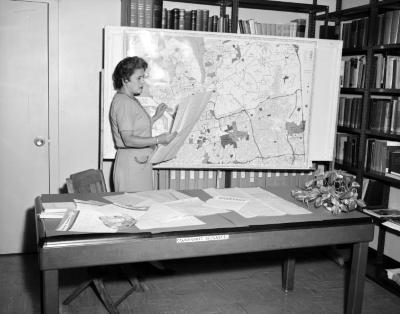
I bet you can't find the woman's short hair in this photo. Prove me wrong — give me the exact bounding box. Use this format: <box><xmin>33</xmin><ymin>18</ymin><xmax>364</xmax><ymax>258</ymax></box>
<box><xmin>112</xmin><ymin>56</ymin><xmax>148</xmax><ymax>90</ymax></box>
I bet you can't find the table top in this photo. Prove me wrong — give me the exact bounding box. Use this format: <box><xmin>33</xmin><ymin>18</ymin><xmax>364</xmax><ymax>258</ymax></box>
<box><xmin>35</xmin><ymin>186</ymin><xmax>372</xmax><ymax>246</ymax></box>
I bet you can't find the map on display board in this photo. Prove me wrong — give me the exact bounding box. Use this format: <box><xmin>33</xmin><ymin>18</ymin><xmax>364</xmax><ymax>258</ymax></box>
<box><xmin>103</xmin><ymin>27</ymin><xmax>342</xmax><ymax>169</ymax></box>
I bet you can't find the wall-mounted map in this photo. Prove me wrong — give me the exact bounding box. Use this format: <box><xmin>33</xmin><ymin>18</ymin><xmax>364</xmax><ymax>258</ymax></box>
<box><xmin>103</xmin><ymin>28</ymin><xmax>331</xmax><ymax>170</ymax></box>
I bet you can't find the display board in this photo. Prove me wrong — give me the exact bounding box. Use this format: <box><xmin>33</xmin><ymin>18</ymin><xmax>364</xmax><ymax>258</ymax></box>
<box><xmin>102</xmin><ymin>26</ymin><xmax>342</xmax><ymax>169</ymax></box>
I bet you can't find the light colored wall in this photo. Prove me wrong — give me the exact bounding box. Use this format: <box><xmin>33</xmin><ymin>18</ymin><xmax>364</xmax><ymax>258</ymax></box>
<box><xmin>58</xmin><ymin>0</ymin><xmax>120</xmax><ymax>189</ymax></box>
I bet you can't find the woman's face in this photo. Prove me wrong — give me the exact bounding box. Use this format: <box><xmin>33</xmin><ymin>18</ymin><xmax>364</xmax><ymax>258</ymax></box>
<box><xmin>125</xmin><ymin>68</ymin><xmax>146</xmax><ymax>95</ymax></box>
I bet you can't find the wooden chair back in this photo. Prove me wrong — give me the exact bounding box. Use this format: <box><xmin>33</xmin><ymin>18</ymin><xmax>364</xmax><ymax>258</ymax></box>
<box><xmin>66</xmin><ymin>169</ymin><xmax>107</xmax><ymax>193</ymax></box>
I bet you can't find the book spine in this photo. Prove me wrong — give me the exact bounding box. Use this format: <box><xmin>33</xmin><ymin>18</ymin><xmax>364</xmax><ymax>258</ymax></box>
<box><xmin>152</xmin><ymin>0</ymin><xmax>162</xmax><ymax>28</ymax></box>
<box><xmin>172</xmin><ymin>8</ymin><xmax>180</xmax><ymax>30</ymax></box>
<box><xmin>130</xmin><ymin>0</ymin><xmax>138</xmax><ymax>27</ymax></box>
<box><xmin>137</xmin><ymin>0</ymin><xmax>145</xmax><ymax>27</ymax></box>
<box><xmin>202</xmin><ymin>10</ymin><xmax>209</xmax><ymax>32</ymax></box>
<box><xmin>191</xmin><ymin>10</ymin><xmax>197</xmax><ymax>31</ymax></box>
<box><xmin>144</xmin><ymin>0</ymin><xmax>153</xmax><ymax>28</ymax></box>
<box><xmin>179</xmin><ymin>9</ymin><xmax>185</xmax><ymax>30</ymax></box>
<box><xmin>196</xmin><ymin>9</ymin><xmax>202</xmax><ymax>31</ymax></box>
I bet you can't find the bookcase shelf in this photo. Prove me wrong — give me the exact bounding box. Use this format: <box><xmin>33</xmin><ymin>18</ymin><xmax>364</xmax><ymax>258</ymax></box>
<box><xmin>337</xmin><ymin>126</ymin><xmax>360</xmax><ymax>135</ymax></box>
<box><xmin>364</xmin><ymin>171</ymin><xmax>400</xmax><ymax>188</ymax></box>
<box><xmin>342</xmin><ymin>48</ymin><xmax>367</xmax><ymax>56</ymax></box>
<box><xmin>370</xmin><ymin>88</ymin><xmax>400</xmax><ymax>96</ymax></box>
<box><xmin>366</xmin><ymin>130</ymin><xmax>400</xmax><ymax>141</ymax></box>
<box><xmin>340</xmin><ymin>88</ymin><xmax>365</xmax><ymax>94</ymax></box>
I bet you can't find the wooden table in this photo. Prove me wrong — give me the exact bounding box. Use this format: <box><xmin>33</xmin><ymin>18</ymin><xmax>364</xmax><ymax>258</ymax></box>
<box><xmin>35</xmin><ymin>188</ymin><xmax>374</xmax><ymax>314</ymax></box>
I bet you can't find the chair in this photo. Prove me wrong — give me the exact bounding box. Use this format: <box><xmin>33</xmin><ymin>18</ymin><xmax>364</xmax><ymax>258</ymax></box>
<box><xmin>63</xmin><ymin>169</ymin><xmax>143</xmax><ymax>314</ymax></box>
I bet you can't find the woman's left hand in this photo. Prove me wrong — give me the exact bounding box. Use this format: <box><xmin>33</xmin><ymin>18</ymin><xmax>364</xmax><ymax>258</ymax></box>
<box><xmin>153</xmin><ymin>103</ymin><xmax>168</xmax><ymax>121</ymax></box>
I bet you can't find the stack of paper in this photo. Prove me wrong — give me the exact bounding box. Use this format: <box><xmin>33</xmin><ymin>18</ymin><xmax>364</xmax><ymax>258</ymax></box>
<box><xmin>40</xmin><ymin>202</ymin><xmax>76</xmax><ymax>219</ymax></box>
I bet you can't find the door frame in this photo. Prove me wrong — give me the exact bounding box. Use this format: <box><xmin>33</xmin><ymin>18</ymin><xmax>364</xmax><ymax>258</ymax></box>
<box><xmin>16</xmin><ymin>0</ymin><xmax>60</xmax><ymax>192</ymax></box>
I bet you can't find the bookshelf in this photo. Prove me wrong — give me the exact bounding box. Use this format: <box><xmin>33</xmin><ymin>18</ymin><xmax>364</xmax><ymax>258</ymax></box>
<box><xmin>317</xmin><ymin>0</ymin><xmax>400</xmax><ymax>295</ymax></box>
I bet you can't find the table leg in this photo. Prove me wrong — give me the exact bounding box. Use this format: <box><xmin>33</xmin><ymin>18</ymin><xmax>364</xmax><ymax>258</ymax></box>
<box><xmin>282</xmin><ymin>255</ymin><xmax>296</xmax><ymax>292</ymax></box>
<box><xmin>41</xmin><ymin>269</ymin><xmax>59</xmax><ymax>314</ymax></box>
<box><xmin>346</xmin><ymin>242</ymin><xmax>368</xmax><ymax>314</ymax></box>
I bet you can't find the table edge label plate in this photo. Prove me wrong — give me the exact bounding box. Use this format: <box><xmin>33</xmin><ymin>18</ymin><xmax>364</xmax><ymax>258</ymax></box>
<box><xmin>176</xmin><ymin>234</ymin><xmax>229</xmax><ymax>243</ymax></box>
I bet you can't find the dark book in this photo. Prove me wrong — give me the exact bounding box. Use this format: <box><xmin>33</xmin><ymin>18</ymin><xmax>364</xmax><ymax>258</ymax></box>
<box><xmin>390</xmin><ymin>10</ymin><xmax>400</xmax><ymax>44</ymax></box>
<box><xmin>350</xmin><ymin>19</ymin><xmax>359</xmax><ymax>48</ymax></box>
<box><xmin>207</xmin><ymin>16</ymin><xmax>213</xmax><ymax>32</ymax></box>
<box><xmin>167</xmin><ymin>9</ymin><xmax>172</xmax><ymax>29</ymax></box>
<box><xmin>363</xmin><ymin>179</ymin><xmax>388</xmax><ymax>207</ymax></box>
<box><xmin>383</xmin><ymin>10</ymin><xmax>394</xmax><ymax>45</ymax></box>
<box><xmin>152</xmin><ymin>0</ymin><xmax>162</xmax><ymax>28</ymax></box>
<box><xmin>319</xmin><ymin>25</ymin><xmax>338</xmax><ymax>39</ymax></box>
<box><xmin>196</xmin><ymin>9</ymin><xmax>202</xmax><ymax>31</ymax></box>
<box><xmin>130</xmin><ymin>0</ymin><xmax>138</xmax><ymax>27</ymax></box>
<box><xmin>383</xmin><ymin>101</ymin><xmax>393</xmax><ymax>133</ymax></box>
<box><xmin>190</xmin><ymin>10</ymin><xmax>197</xmax><ymax>31</ymax></box>
<box><xmin>202</xmin><ymin>10</ymin><xmax>209</xmax><ymax>32</ymax></box>
<box><xmin>172</xmin><ymin>8</ymin><xmax>179</xmax><ymax>30</ymax></box>
<box><xmin>137</xmin><ymin>0</ymin><xmax>145</xmax><ymax>27</ymax></box>
<box><xmin>391</xmin><ymin>99</ymin><xmax>400</xmax><ymax>134</ymax></box>
<box><xmin>161</xmin><ymin>8</ymin><xmax>167</xmax><ymax>29</ymax></box>
<box><xmin>291</xmin><ymin>19</ymin><xmax>306</xmax><ymax>37</ymax></box>
<box><xmin>376</xmin><ymin>14</ymin><xmax>384</xmax><ymax>45</ymax></box>
<box><xmin>184</xmin><ymin>11</ymin><xmax>191</xmax><ymax>30</ymax></box>
<box><xmin>144</xmin><ymin>0</ymin><xmax>153</xmax><ymax>28</ymax></box>
<box><xmin>365</xmin><ymin>139</ymin><xmax>375</xmax><ymax>172</ymax></box>
<box><xmin>389</xmin><ymin>150</ymin><xmax>400</xmax><ymax>175</ymax></box>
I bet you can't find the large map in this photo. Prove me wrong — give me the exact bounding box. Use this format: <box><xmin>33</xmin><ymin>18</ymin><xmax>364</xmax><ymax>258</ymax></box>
<box><xmin>116</xmin><ymin>29</ymin><xmax>316</xmax><ymax>169</ymax></box>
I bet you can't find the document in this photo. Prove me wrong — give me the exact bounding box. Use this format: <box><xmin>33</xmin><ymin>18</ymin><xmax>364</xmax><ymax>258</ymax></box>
<box><xmin>135</xmin><ymin>202</ymin><xmax>205</xmax><ymax>230</ymax></box>
<box><xmin>66</xmin><ymin>202</ymin><xmax>146</xmax><ymax>233</ymax></box>
<box><xmin>150</xmin><ymin>91</ymin><xmax>213</xmax><ymax>164</ymax></box>
<box><xmin>204</xmin><ymin>187</ymin><xmax>307</xmax><ymax>218</ymax></box>
<box><xmin>103</xmin><ymin>193</ymin><xmax>157</xmax><ymax>210</ymax></box>
<box><xmin>134</xmin><ymin>189</ymin><xmax>191</xmax><ymax>203</ymax></box>
<box><xmin>165</xmin><ymin>197</ymin><xmax>231</xmax><ymax>217</ymax></box>
<box><xmin>205</xmin><ymin>196</ymin><xmax>248</xmax><ymax>212</ymax></box>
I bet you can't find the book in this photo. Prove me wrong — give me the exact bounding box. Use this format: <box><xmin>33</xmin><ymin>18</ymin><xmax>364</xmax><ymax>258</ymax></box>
<box><xmin>130</xmin><ymin>0</ymin><xmax>138</xmax><ymax>27</ymax></box>
<box><xmin>390</xmin><ymin>10</ymin><xmax>400</xmax><ymax>44</ymax></box>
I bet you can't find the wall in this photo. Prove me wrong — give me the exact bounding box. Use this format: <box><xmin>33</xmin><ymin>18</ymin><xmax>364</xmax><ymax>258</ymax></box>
<box><xmin>58</xmin><ymin>0</ymin><xmax>120</xmax><ymax>189</ymax></box>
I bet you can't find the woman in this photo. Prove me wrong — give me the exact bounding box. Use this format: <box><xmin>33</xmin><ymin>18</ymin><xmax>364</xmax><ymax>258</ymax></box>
<box><xmin>110</xmin><ymin>56</ymin><xmax>177</xmax><ymax>192</ymax></box>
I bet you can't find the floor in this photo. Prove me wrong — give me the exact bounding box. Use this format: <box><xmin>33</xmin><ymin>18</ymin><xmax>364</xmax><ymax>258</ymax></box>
<box><xmin>0</xmin><ymin>249</ymin><xmax>399</xmax><ymax>314</ymax></box>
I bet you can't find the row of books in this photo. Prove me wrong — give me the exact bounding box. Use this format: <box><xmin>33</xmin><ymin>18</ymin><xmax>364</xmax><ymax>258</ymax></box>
<box><xmin>376</xmin><ymin>10</ymin><xmax>400</xmax><ymax>45</ymax></box>
<box><xmin>369</xmin><ymin>97</ymin><xmax>400</xmax><ymax>134</ymax></box>
<box><xmin>154</xmin><ymin>169</ymin><xmax>313</xmax><ymax>190</ymax></box>
<box><xmin>129</xmin><ymin>0</ymin><xmax>162</xmax><ymax>28</ymax></box>
<box><xmin>161</xmin><ymin>8</ymin><xmax>231</xmax><ymax>32</ymax></box>
<box><xmin>365</xmin><ymin>139</ymin><xmax>400</xmax><ymax>177</ymax></box>
<box><xmin>371</xmin><ymin>54</ymin><xmax>400</xmax><ymax>89</ymax></box>
<box><xmin>340</xmin><ymin>17</ymin><xmax>369</xmax><ymax>49</ymax></box>
<box><xmin>337</xmin><ymin>97</ymin><xmax>362</xmax><ymax>129</ymax></box>
<box><xmin>340</xmin><ymin>56</ymin><xmax>366</xmax><ymax>88</ymax></box>
<box><xmin>238</xmin><ymin>19</ymin><xmax>306</xmax><ymax>37</ymax></box>
<box><xmin>335</xmin><ymin>133</ymin><xmax>359</xmax><ymax>168</ymax></box>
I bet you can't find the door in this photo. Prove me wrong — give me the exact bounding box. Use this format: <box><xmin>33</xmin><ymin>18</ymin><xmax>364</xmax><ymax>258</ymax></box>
<box><xmin>0</xmin><ymin>0</ymin><xmax>50</xmax><ymax>253</ymax></box>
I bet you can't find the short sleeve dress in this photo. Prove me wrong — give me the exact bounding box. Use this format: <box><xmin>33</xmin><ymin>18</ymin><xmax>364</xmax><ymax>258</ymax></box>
<box><xmin>109</xmin><ymin>93</ymin><xmax>154</xmax><ymax>192</ymax></box>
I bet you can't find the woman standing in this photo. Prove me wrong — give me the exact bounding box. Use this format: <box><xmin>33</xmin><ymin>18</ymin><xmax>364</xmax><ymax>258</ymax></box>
<box><xmin>110</xmin><ymin>56</ymin><xmax>176</xmax><ymax>192</ymax></box>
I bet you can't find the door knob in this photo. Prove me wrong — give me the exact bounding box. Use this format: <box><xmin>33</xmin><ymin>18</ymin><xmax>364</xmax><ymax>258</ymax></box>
<box><xmin>34</xmin><ymin>136</ymin><xmax>46</xmax><ymax>147</ymax></box>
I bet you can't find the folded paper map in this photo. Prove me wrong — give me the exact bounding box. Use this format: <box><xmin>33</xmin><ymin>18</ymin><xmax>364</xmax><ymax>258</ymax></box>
<box><xmin>150</xmin><ymin>91</ymin><xmax>213</xmax><ymax>164</ymax></box>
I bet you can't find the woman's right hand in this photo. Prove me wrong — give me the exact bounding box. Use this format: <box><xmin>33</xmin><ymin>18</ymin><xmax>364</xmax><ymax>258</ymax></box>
<box><xmin>157</xmin><ymin>132</ymin><xmax>178</xmax><ymax>145</ymax></box>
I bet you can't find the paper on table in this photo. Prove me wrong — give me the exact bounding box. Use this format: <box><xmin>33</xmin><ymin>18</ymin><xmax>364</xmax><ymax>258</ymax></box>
<box><xmin>68</xmin><ymin>202</ymin><xmax>146</xmax><ymax>233</ymax></box>
<box><xmin>205</xmin><ymin>195</ymin><xmax>248</xmax><ymax>211</ymax></box>
<box><xmin>149</xmin><ymin>91</ymin><xmax>213</xmax><ymax>164</ymax></box>
<box><xmin>165</xmin><ymin>197</ymin><xmax>230</xmax><ymax>216</ymax></box>
<box><xmin>135</xmin><ymin>202</ymin><xmax>205</xmax><ymax>230</ymax></box>
<box><xmin>134</xmin><ymin>189</ymin><xmax>191</xmax><ymax>203</ymax></box>
<box><xmin>103</xmin><ymin>193</ymin><xmax>157</xmax><ymax>210</ymax></box>
<box><xmin>239</xmin><ymin>187</ymin><xmax>311</xmax><ymax>215</ymax></box>
<box><xmin>204</xmin><ymin>187</ymin><xmax>288</xmax><ymax>218</ymax></box>
<box><xmin>205</xmin><ymin>187</ymin><xmax>310</xmax><ymax>215</ymax></box>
